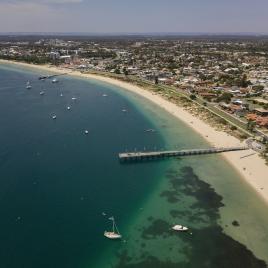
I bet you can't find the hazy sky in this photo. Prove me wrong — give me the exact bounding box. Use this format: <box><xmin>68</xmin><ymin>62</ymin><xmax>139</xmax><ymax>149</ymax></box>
<box><xmin>0</xmin><ymin>0</ymin><xmax>267</xmax><ymax>33</ymax></box>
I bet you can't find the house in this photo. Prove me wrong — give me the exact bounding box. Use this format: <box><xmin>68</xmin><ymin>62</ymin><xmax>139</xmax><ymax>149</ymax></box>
<box><xmin>253</xmin><ymin>98</ymin><xmax>268</xmax><ymax>105</ymax></box>
<box><xmin>246</xmin><ymin>113</ymin><xmax>258</xmax><ymax>121</ymax></box>
<box><xmin>254</xmin><ymin>108</ymin><xmax>268</xmax><ymax>116</ymax></box>
<box><xmin>246</xmin><ymin>112</ymin><xmax>268</xmax><ymax>129</ymax></box>
<box><xmin>199</xmin><ymin>92</ymin><xmax>217</xmax><ymax>101</ymax></box>
<box><xmin>256</xmin><ymin>117</ymin><xmax>268</xmax><ymax>128</ymax></box>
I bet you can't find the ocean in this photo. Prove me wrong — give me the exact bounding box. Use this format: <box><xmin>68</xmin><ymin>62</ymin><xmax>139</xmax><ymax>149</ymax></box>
<box><xmin>0</xmin><ymin>63</ymin><xmax>268</xmax><ymax>268</ymax></box>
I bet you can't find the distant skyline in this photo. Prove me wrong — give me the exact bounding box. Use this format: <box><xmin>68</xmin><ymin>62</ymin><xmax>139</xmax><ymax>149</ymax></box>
<box><xmin>0</xmin><ymin>0</ymin><xmax>267</xmax><ymax>33</ymax></box>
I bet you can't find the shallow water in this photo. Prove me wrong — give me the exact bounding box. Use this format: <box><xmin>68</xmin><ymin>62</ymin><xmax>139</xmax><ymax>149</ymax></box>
<box><xmin>0</xmin><ymin>63</ymin><xmax>268</xmax><ymax>268</ymax></box>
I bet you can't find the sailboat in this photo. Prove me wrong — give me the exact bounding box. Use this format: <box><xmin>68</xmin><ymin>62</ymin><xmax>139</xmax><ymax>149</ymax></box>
<box><xmin>104</xmin><ymin>217</ymin><xmax>122</xmax><ymax>239</ymax></box>
<box><xmin>26</xmin><ymin>81</ymin><xmax>32</xmax><ymax>89</ymax></box>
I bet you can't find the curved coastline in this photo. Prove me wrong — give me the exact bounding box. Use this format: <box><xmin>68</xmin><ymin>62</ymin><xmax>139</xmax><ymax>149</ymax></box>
<box><xmin>1</xmin><ymin>59</ymin><xmax>268</xmax><ymax>205</ymax></box>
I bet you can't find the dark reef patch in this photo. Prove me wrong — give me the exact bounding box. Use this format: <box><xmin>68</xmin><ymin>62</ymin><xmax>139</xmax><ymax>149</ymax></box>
<box><xmin>160</xmin><ymin>190</ymin><xmax>180</xmax><ymax>203</ymax></box>
<box><xmin>232</xmin><ymin>220</ymin><xmax>240</xmax><ymax>227</ymax></box>
<box><xmin>141</xmin><ymin>219</ymin><xmax>172</xmax><ymax>239</ymax></box>
<box><xmin>165</xmin><ymin>169</ymin><xmax>178</xmax><ymax>175</ymax></box>
<box><xmin>170</xmin><ymin>209</ymin><xmax>192</xmax><ymax>218</ymax></box>
<box><xmin>115</xmin><ymin>255</ymin><xmax>182</xmax><ymax>268</ymax></box>
<box><xmin>167</xmin><ymin>166</ymin><xmax>224</xmax><ymax>222</ymax></box>
<box><xmin>175</xmin><ymin>167</ymin><xmax>224</xmax><ymax>209</ymax></box>
<box><xmin>116</xmin><ymin>226</ymin><xmax>267</xmax><ymax>268</ymax></box>
<box><xmin>147</xmin><ymin>216</ymin><xmax>153</xmax><ymax>222</ymax></box>
<box><xmin>114</xmin><ymin>166</ymin><xmax>267</xmax><ymax>268</ymax></box>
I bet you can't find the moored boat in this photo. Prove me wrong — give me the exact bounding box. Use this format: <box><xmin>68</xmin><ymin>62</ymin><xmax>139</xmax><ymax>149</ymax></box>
<box><xmin>172</xmin><ymin>225</ymin><xmax>189</xmax><ymax>232</ymax></box>
<box><xmin>104</xmin><ymin>217</ymin><xmax>122</xmax><ymax>239</ymax></box>
<box><xmin>26</xmin><ymin>81</ymin><xmax>32</xmax><ymax>89</ymax></box>
<box><xmin>145</xmin><ymin>129</ymin><xmax>156</xmax><ymax>132</ymax></box>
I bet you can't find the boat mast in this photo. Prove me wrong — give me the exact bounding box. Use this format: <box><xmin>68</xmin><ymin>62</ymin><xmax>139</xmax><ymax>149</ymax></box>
<box><xmin>112</xmin><ymin>219</ymin><xmax>115</xmax><ymax>233</ymax></box>
<box><xmin>114</xmin><ymin>221</ymin><xmax>120</xmax><ymax>235</ymax></box>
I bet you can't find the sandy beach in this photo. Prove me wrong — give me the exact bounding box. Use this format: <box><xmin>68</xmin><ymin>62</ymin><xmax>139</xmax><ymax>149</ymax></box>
<box><xmin>1</xmin><ymin>59</ymin><xmax>268</xmax><ymax>205</ymax></box>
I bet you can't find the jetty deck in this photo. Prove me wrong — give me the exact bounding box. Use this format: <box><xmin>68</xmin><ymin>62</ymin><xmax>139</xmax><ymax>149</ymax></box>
<box><xmin>119</xmin><ymin>146</ymin><xmax>248</xmax><ymax>162</ymax></box>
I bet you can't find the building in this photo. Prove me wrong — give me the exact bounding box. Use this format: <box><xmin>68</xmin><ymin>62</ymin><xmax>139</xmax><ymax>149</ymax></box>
<box><xmin>253</xmin><ymin>98</ymin><xmax>268</xmax><ymax>105</ymax></box>
<box><xmin>254</xmin><ymin>108</ymin><xmax>268</xmax><ymax>116</ymax></box>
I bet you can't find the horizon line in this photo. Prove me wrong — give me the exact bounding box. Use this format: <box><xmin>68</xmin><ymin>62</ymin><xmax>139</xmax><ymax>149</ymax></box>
<box><xmin>0</xmin><ymin>31</ymin><xmax>268</xmax><ymax>36</ymax></box>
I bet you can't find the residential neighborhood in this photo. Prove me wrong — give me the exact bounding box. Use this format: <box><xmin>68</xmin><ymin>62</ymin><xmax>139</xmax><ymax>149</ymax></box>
<box><xmin>1</xmin><ymin>35</ymin><xmax>268</xmax><ymax>135</ymax></box>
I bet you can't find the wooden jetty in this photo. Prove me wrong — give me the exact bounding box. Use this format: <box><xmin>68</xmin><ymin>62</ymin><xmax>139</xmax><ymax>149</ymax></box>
<box><xmin>38</xmin><ymin>73</ymin><xmax>69</xmax><ymax>80</ymax></box>
<box><xmin>119</xmin><ymin>146</ymin><xmax>248</xmax><ymax>162</ymax></box>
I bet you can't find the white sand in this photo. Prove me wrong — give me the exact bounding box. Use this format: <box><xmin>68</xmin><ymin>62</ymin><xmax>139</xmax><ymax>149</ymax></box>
<box><xmin>1</xmin><ymin>59</ymin><xmax>268</xmax><ymax>204</ymax></box>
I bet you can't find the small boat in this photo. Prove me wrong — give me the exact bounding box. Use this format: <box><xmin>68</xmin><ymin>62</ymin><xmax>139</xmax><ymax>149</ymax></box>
<box><xmin>145</xmin><ymin>129</ymin><xmax>155</xmax><ymax>132</ymax></box>
<box><xmin>52</xmin><ymin>78</ymin><xmax>58</xmax><ymax>83</ymax></box>
<box><xmin>52</xmin><ymin>115</ymin><xmax>57</xmax><ymax>120</ymax></box>
<box><xmin>84</xmin><ymin>130</ymin><xmax>89</xmax><ymax>134</ymax></box>
<box><xmin>122</xmin><ymin>109</ymin><xmax>127</xmax><ymax>112</ymax></box>
<box><xmin>67</xmin><ymin>106</ymin><xmax>71</xmax><ymax>110</ymax></box>
<box><xmin>104</xmin><ymin>217</ymin><xmax>122</xmax><ymax>240</ymax></box>
<box><xmin>72</xmin><ymin>97</ymin><xmax>77</xmax><ymax>101</ymax></box>
<box><xmin>26</xmin><ymin>81</ymin><xmax>32</xmax><ymax>89</ymax></box>
<box><xmin>102</xmin><ymin>94</ymin><xmax>108</xmax><ymax>97</ymax></box>
<box><xmin>40</xmin><ymin>91</ymin><xmax>45</xmax><ymax>95</ymax></box>
<box><xmin>60</xmin><ymin>93</ymin><xmax>63</xmax><ymax>97</ymax></box>
<box><xmin>172</xmin><ymin>225</ymin><xmax>189</xmax><ymax>232</ymax></box>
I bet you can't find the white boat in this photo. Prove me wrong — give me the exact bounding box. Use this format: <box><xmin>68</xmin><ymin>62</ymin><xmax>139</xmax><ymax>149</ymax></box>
<box><xmin>145</xmin><ymin>129</ymin><xmax>156</xmax><ymax>132</ymax></box>
<box><xmin>102</xmin><ymin>94</ymin><xmax>108</xmax><ymax>97</ymax></box>
<box><xmin>40</xmin><ymin>91</ymin><xmax>45</xmax><ymax>95</ymax></box>
<box><xmin>52</xmin><ymin>115</ymin><xmax>57</xmax><ymax>120</ymax></box>
<box><xmin>60</xmin><ymin>93</ymin><xmax>63</xmax><ymax>97</ymax></box>
<box><xmin>172</xmin><ymin>225</ymin><xmax>189</xmax><ymax>232</ymax></box>
<box><xmin>26</xmin><ymin>81</ymin><xmax>32</xmax><ymax>89</ymax></box>
<box><xmin>104</xmin><ymin>217</ymin><xmax>122</xmax><ymax>239</ymax></box>
<box><xmin>122</xmin><ymin>109</ymin><xmax>127</xmax><ymax>112</ymax></box>
<box><xmin>72</xmin><ymin>97</ymin><xmax>77</xmax><ymax>100</ymax></box>
<box><xmin>52</xmin><ymin>78</ymin><xmax>58</xmax><ymax>83</ymax></box>
<box><xmin>67</xmin><ymin>106</ymin><xmax>71</xmax><ymax>110</ymax></box>
<box><xmin>84</xmin><ymin>130</ymin><xmax>89</xmax><ymax>134</ymax></box>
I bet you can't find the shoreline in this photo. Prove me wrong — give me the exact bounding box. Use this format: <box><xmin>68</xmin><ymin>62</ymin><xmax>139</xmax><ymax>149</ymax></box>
<box><xmin>1</xmin><ymin>59</ymin><xmax>268</xmax><ymax>205</ymax></box>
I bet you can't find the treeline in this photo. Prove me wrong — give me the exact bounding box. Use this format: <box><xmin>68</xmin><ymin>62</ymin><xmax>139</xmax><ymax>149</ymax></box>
<box><xmin>0</xmin><ymin>54</ymin><xmax>51</xmax><ymax>64</ymax></box>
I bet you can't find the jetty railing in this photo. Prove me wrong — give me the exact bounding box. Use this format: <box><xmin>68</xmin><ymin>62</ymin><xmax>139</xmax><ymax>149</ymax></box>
<box><xmin>119</xmin><ymin>146</ymin><xmax>248</xmax><ymax>162</ymax></box>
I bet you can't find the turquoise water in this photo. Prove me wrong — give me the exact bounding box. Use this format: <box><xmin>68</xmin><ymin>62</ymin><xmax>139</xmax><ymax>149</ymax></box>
<box><xmin>0</xmin><ymin>63</ymin><xmax>268</xmax><ymax>268</ymax></box>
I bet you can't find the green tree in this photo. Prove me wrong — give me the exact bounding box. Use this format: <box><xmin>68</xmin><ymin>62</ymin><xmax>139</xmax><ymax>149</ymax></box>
<box><xmin>190</xmin><ymin>94</ymin><xmax>197</xmax><ymax>100</ymax></box>
<box><xmin>239</xmin><ymin>74</ymin><xmax>251</xmax><ymax>88</ymax></box>
<box><xmin>247</xmin><ymin>120</ymin><xmax>256</xmax><ymax>131</ymax></box>
<box><xmin>216</xmin><ymin>92</ymin><xmax>233</xmax><ymax>103</ymax></box>
<box><xmin>114</xmin><ymin>68</ymin><xmax>121</xmax><ymax>74</ymax></box>
<box><xmin>123</xmin><ymin>67</ymin><xmax>128</xmax><ymax>76</ymax></box>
